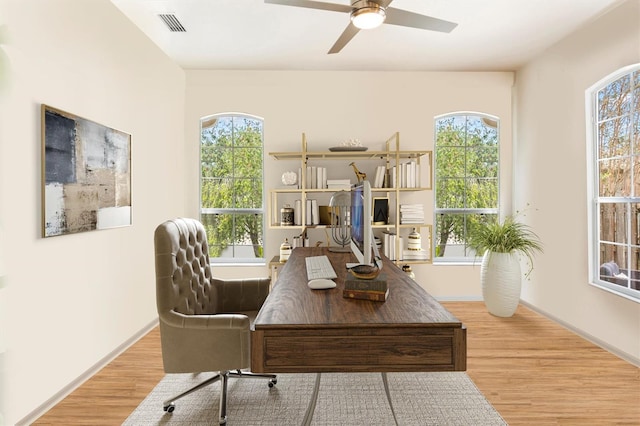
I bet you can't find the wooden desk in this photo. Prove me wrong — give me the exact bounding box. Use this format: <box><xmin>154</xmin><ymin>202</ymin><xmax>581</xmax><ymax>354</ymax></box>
<box><xmin>251</xmin><ymin>247</ymin><xmax>466</xmax><ymax>373</ymax></box>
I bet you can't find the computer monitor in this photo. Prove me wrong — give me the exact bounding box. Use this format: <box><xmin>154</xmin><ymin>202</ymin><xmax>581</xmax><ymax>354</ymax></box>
<box><xmin>350</xmin><ymin>181</ymin><xmax>373</xmax><ymax>266</ymax></box>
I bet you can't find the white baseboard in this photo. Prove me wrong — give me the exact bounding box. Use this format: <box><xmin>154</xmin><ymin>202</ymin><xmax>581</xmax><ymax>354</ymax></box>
<box><xmin>16</xmin><ymin>318</ymin><xmax>159</xmax><ymax>426</ymax></box>
<box><xmin>519</xmin><ymin>300</ymin><xmax>640</xmax><ymax>367</ymax></box>
<box><xmin>436</xmin><ymin>296</ymin><xmax>484</xmax><ymax>302</ymax></box>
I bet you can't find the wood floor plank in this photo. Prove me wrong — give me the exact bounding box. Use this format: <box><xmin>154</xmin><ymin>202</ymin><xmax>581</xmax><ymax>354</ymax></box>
<box><xmin>32</xmin><ymin>302</ymin><xmax>640</xmax><ymax>425</ymax></box>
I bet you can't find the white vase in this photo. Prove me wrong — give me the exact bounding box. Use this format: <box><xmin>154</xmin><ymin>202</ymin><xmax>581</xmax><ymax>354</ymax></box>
<box><xmin>481</xmin><ymin>251</ymin><xmax>521</xmax><ymax>317</ymax></box>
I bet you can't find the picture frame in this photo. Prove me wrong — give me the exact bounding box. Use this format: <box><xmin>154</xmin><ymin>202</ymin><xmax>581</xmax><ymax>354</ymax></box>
<box><xmin>372</xmin><ymin>197</ymin><xmax>389</xmax><ymax>225</ymax></box>
<box><xmin>42</xmin><ymin>104</ymin><xmax>132</xmax><ymax>237</ymax></box>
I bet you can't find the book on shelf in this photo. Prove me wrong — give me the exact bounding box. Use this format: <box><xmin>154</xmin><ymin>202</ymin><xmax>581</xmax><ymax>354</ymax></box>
<box><xmin>306</xmin><ymin>199</ymin><xmax>320</xmax><ymax>225</ymax></box>
<box><xmin>399</xmin><ymin>204</ymin><xmax>425</xmax><ymax>224</ymax></box>
<box><xmin>326</xmin><ymin>179</ymin><xmax>351</xmax><ymax>190</ymax></box>
<box><xmin>391</xmin><ymin>161</ymin><xmax>420</xmax><ymax>188</ymax></box>
<box><xmin>343</xmin><ymin>288</ymin><xmax>389</xmax><ymax>302</ymax></box>
<box><xmin>373</xmin><ymin>165</ymin><xmax>386</xmax><ymax>188</ymax></box>
<box><xmin>305</xmin><ymin>166</ymin><xmax>328</xmax><ymax>189</ymax></box>
<box><xmin>382</xmin><ymin>232</ymin><xmax>404</xmax><ymax>261</ymax></box>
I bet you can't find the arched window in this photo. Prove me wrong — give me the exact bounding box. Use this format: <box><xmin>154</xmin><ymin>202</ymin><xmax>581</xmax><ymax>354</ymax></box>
<box><xmin>200</xmin><ymin>113</ymin><xmax>265</xmax><ymax>263</ymax></box>
<box><xmin>587</xmin><ymin>64</ymin><xmax>640</xmax><ymax>301</ymax></box>
<box><xmin>433</xmin><ymin>112</ymin><xmax>500</xmax><ymax>262</ymax></box>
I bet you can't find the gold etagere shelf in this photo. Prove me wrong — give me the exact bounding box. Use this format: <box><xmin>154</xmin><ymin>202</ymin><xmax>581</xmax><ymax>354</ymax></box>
<box><xmin>268</xmin><ymin>132</ymin><xmax>433</xmax><ymax>264</ymax></box>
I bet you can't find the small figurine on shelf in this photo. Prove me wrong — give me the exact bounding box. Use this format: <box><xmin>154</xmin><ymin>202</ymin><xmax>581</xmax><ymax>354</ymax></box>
<box><xmin>349</xmin><ymin>162</ymin><xmax>366</xmax><ymax>183</ymax></box>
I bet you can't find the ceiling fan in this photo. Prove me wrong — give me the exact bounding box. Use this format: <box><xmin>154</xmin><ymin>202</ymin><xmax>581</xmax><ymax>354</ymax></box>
<box><xmin>264</xmin><ymin>0</ymin><xmax>457</xmax><ymax>54</ymax></box>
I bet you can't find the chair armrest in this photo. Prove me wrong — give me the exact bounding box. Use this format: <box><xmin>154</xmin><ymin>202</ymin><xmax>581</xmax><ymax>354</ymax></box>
<box><xmin>160</xmin><ymin>310</ymin><xmax>251</xmax><ymax>330</ymax></box>
<box><xmin>214</xmin><ymin>277</ymin><xmax>271</xmax><ymax>313</ymax></box>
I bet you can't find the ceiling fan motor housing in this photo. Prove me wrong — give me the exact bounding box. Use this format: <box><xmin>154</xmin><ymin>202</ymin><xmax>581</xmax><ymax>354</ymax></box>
<box><xmin>350</xmin><ymin>1</ymin><xmax>387</xmax><ymax>29</ymax></box>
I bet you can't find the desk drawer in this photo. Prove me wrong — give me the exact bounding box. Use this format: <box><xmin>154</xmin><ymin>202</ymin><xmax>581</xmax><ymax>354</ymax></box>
<box><xmin>252</xmin><ymin>327</ymin><xmax>466</xmax><ymax>373</ymax></box>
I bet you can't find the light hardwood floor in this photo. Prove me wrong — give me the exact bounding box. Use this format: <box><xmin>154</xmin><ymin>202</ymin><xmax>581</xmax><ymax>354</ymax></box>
<box><xmin>33</xmin><ymin>302</ymin><xmax>640</xmax><ymax>425</ymax></box>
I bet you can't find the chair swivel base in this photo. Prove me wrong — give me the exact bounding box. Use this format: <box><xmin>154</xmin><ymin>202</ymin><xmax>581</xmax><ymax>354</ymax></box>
<box><xmin>162</xmin><ymin>369</ymin><xmax>277</xmax><ymax>425</ymax></box>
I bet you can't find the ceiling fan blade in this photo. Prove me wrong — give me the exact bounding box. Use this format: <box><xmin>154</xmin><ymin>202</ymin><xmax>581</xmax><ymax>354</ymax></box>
<box><xmin>377</xmin><ymin>0</ymin><xmax>394</xmax><ymax>8</ymax></box>
<box><xmin>264</xmin><ymin>0</ymin><xmax>351</xmax><ymax>14</ymax></box>
<box><xmin>328</xmin><ymin>23</ymin><xmax>360</xmax><ymax>54</ymax></box>
<box><xmin>384</xmin><ymin>7</ymin><xmax>457</xmax><ymax>33</ymax></box>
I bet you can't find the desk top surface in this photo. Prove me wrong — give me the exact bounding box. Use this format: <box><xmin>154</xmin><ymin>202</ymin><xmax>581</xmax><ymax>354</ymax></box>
<box><xmin>254</xmin><ymin>247</ymin><xmax>463</xmax><ymax>329</ymax></box>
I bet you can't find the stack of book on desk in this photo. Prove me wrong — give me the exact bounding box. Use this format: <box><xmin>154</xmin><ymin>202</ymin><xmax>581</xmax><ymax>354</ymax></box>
<box><xmin>343</xmin><ymin>274</ymin><xmax>388</xmax><ymax>302</ymax></box>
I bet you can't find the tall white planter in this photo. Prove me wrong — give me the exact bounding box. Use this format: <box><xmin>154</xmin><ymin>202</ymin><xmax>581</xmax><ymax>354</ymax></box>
<box><xmin>481</xmin><ymin>251</ymin><xmax>522</xmax><ymax>317</ymax></box>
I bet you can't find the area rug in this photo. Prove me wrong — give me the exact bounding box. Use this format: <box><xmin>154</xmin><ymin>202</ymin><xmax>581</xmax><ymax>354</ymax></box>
<box><xmin>123</xmin><ymin>371</ymin><xmax>507</xmax><ymax>425</ymax></box>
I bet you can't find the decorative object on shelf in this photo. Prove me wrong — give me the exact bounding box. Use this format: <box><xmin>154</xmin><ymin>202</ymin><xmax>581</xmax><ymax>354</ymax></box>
<box><xmin>279</xmin><ymin>238</ymin><xmax>292</xmax><ymax>262</ymax></box>
<box><xmin>328</xmin><ymin>191</ymin><xmax>351</xmax><ymax>253</ymax></box>
<box><xmin>328</xmin><ymin>146</ymin><xmax>368</xmax><ymax>152</ymax></box>
<box><xmin>280</xmin><ymin>204</ymin><xmax>294</xmax><ymax>226</ymax></box>
<box><xmin>281</xmin><ymin>171</ymin><xmax>297</xmax><ymax>186</ymax></box>
<box><xmin>349</xmin><ymin>162</ymin><xmax>366</xmax><ymax>183</ymax></box>
<box><xmin>407</xmin><ymin>228</ymin><xmax>422</xmax><ymax>250</ymax></box>
<box><xmin>373</xmin><ymin>197</ymin><xmax>389</xmax><ymax>225</ymax></box>
<box><xmin>402</xmin><ymin>265</ymin><xmax>415</xmax><ymax>280</ymax></box>
<box><xmin>468</xmin><ymin>214</ymin><xmax>543</xmax><ymax>317</ymax></box>
<box><xmin>329</xmin><ymin>137</ymin><xmax>368</xmax><ymax>152</ymax></box>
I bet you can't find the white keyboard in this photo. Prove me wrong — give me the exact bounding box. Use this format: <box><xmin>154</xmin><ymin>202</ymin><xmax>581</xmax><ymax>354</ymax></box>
<box><xmin>305</xmin><ymin>255</ymin><xmax>338</xmax><ymax>280</ymax></box>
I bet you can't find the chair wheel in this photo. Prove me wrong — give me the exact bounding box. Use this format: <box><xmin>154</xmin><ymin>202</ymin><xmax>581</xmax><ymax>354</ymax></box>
<box><xmin>268</xmin><ymin>378</ymin><xmax>277</xmax><ymax>388</ymax></box>
<box><xmin>163</xmin><ymin>403</ymin><xmax>175</xmax><ymax>413</ymax></box>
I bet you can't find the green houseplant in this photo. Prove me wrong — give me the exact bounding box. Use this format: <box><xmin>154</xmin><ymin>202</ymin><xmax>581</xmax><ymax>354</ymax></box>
<box><xmin>468</xmin><ymin>215</ymin><xmax>543</xmax><ymax>317</ymax></box>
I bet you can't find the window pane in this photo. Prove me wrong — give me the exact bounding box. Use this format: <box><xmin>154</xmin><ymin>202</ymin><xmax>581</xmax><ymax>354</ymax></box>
<box><xmin>435</xmin><ymin>212</ymin><xmax>497</xmax><ymax>258</ymax></box>
<box><xmin>233</xmin><ymin>178</ymin><xmax>263</xmax><ymax>209</ymax></box>
<box><xmin>465</xmin><ymin>116</ymin><xmax>498</xmax><ymax>148</ymax></box>
<box><xmin>598</xmin><ymin>74</ymin><xmax>631</xmax><ymax>121</ymax></box>
<box><xmin>232</xmin><ymin>213</ymin><xmax>264</xmax><ymax>256</ymax></box>
<box><xmin>434</xmin><ymin>213</ymin><xmax>467</xmax><ymax>258</ymax></box>
<box><xmin>599</xmin><ymin>158</ymin><xmax>630</xmax><ymax>196</ymax></box>
<box><xmin>202</xmin><ymin>117</ymin><xmax>233</xmax><ymax>148</ymax></box>
<box><xmin>202</xmin><ymin>177</ymin><xmax>233</xmax><ymax>209</ymax></box>
<box><xmin>467</xmin><ymin>147</ymin><xmax>498</xmax><ymax>178</ymax></box>
<box><xmin>598</xmin><ymin>116</ymin><xmax>630</xmax><ymax>158</ymax></box>
<box><xmin>599</xmin><ymin>202</ymin><xmax>627</xmax><ymax>244</ymax></box>
<box><xmin>201</xmin><ymin>212</ymin><xmax>264</xmax><ymax>259</ymax></box>
<box><xmin>631</xmin><ymin>244</ymin><xmax>640</xmax><ymax>271</ymax></box>
<box><xmin>435</xmin><ymin>117</ymin><xmax>466</xmax><ymax>147</ymax></box>
<box><xmin>435</xmin><ymin>146</ymin><xmax>465</xmax><ymax>178</ymax></box>
<box><xmin>233</xmin><ymin>147</ymin><xmax>262</xmax><ymax>178</ymax></box>
<box><xmin>466</xmin><ymin>178</ymin><xmax>498</xmax><ymax>208</ymax></box>
<box><xmin>436</xmin><ymin>178</ymin><xmax>465</xmax><ymax>208</ymax></box>
<box><xmin>233</xmin><ymin>117</ymin><xmax>262</xmax><ymax>147</ymax></box>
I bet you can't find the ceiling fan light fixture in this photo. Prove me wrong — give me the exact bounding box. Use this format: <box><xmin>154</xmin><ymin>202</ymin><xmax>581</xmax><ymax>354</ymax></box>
<box><xmin>350</xmin><ymin>5</ymin><xmax>386</xmax><ymax>30</ymax></box>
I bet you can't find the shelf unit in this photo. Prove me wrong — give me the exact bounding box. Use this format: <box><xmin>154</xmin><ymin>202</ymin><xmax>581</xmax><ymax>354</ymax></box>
<box><xmin>268</xmin><ymin>132</ymin><xmax>433</xmax><ymax>264</ymax></box>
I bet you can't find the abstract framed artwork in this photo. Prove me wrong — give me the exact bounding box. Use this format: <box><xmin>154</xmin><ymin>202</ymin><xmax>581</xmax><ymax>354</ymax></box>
<box><xmin>42</xmin><ymin>104</ymin><xmax>131</xmax><ymax>237</ymax></box>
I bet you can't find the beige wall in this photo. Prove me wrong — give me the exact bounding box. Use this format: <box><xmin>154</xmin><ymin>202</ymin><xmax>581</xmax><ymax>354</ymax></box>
<box><xmin>185</xmin><ymin>70</ymin><xmax>514</xmax><ymax>297</ymax></box>
<box><xmin>514</xmin><ymin>0</ymin><xmax>640</xmax><ymax>361</ymax></box>
<box><xmin>1</xmin><ymin>0</ymin><xmax>638</xmax><ymax>423</ymax></box>
<box><xmin>0</xmin><ymin>0</ymin><xmax>186</xmax><ymax>423</ymax></box>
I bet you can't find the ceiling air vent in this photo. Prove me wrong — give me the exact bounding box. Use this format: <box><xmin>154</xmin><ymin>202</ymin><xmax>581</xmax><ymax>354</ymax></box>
<box><xmin>159</xmin><ymin>14</ymin><xmax>186</xmax><ymax>32</ymax></box>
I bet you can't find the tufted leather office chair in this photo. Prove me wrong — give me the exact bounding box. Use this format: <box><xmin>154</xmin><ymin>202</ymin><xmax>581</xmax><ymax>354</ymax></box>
<box><xmin>154</xmin><ymin>218</ymin><xmax>276</xmax><ymax>425</ymax></box>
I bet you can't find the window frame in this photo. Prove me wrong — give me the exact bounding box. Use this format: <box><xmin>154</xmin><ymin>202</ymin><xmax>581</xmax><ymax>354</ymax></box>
<box><xmin>586</xmin><ymin>63</ymin><xmax>640</xmax><ymax>302</ymax></box>
<box><xmin>433</xmin><ymin>112</ymin><xmax>501</xmax><ymax>264</ymax></box>
<box><xmin>199</xmin><ymin>112</ymin><xmax>266</xmax><ymax>265</ymax></box>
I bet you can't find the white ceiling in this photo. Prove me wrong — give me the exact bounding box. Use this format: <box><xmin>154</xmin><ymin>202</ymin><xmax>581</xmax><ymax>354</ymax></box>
<box><xmin>111</xmin><ymin>0</ymin><xmax>622</xmax><ymax>71</ymax></box>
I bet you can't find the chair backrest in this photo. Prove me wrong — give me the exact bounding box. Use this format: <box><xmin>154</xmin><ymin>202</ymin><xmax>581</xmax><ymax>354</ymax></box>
<box><xmin>154</xmin><ymin>218</ymin><xmax>219</xmax><ymax>316</ymax></box>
